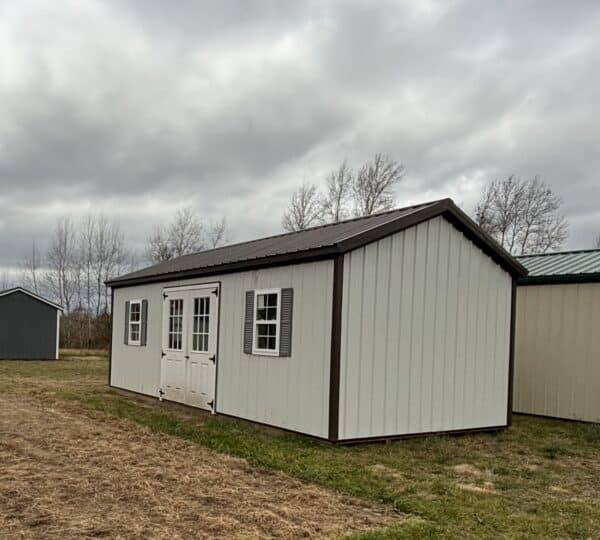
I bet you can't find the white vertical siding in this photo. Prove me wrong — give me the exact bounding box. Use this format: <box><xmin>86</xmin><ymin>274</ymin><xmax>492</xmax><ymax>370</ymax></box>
<box><xmin>111</xmin><ymin>260</ymin><xmax>334</xmax><ymax>438</ymax></box>
<box><xmin>514</xmin><ymin>282</ymin><xmax>600</xmax><ymax>422</ymax></box>
<box><xmin>338</xmin><ymin>216</ymin><xmax>512</xmax><ymax>440</ymax></box>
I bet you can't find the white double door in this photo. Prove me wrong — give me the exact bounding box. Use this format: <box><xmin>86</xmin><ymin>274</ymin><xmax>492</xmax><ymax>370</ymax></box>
<box><xmin>161</xmin><ymin>284</ymin><xmax>219</xmax><ymax>411</ymax></box>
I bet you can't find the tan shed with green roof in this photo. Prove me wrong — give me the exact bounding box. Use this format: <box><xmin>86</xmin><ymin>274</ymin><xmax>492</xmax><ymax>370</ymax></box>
<box><xmin>515</xmin><ymin>249</ymin><xmax>600</xmax><ymax>423</ymax></box>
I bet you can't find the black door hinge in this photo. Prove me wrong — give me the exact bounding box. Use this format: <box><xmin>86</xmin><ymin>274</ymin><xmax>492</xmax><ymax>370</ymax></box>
<box><xmin>209</xmin><ymin>354</ymin><xmax>216</xmax><ymax>364</ymax></box>
<box><xmin>207</xmin><ymin>400</ymin><xmax>214</xmax><ymax>409</ymax></box>
<box><xmin>161</xmin><ymin>351</ymin><xmax>166</xmax><ymax>357</ymax></box>
<box><xmin>212</xmin><ymin>288</ymin><xmax>219</xmax><ymax>296</ymax></box>
<box><xmin>163</xmin><ymin>292</ymin><xmax>168</xmax><ymax>299</ymax></box>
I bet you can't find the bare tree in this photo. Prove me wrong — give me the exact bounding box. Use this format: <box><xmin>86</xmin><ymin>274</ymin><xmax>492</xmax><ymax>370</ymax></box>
<box><xmin>474</xmin><ymin>176</ymin><xmax>568</xmax><ymax>255</ymax></box>
<box><xmin>206</xmin><ymin>217</ymin><xmax>229</xmax><ymax>249</ymax></box>
<box><xmin>168</xmin><ymin>207</ymin><xmax>204</xmax><ymax>258</ymax></box>
<box><xmin>93</xmin><ymin>216</ymin><xmax>125</xmax><ymax>314</ymax></box>
<box><xmin>282</xmin><ymin>183</ymin><xmax>323</xmax><ymax>232</ymax></box>
<box><xmin>46</xmin><ymin>218</ymin><xmax>79</xmax><ymax>311</ymax></box>
<box><xmin>0</xmin><ymin>270</ymin><xmax>11</xmax><ymax>291</ymax></box>
<box><xmin>80</xmin><ymin>215</ymin><xmax>96</xmax><ymax>314</ymax></box>
<box><xmin>322</xmin><ymin>161</ymin><xmax>353</xmax><ymax>223</ymax></box>
<box><xmin>20</xmin><ymin>241</ymin><xmax>42</xmax><ymax>294</ymax></box>
<box><xmin>353</xmin><ymin>154</ymin><xmax>405</xmax><ymax>216</ymax></box>
<box><xmin>146</xmin><ymin>207</ymin><xmax>225</xmax><ymax>263</ymax></box>
<box><xmin>147</xmin><ymin>226</ymin><xmax>173</xmax><ymax>263</ymax></box>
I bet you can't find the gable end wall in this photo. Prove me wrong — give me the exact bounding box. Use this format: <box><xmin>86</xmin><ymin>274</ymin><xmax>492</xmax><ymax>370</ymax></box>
<box><xmin>338</xmin><ymin>215</ymin><xmax>513</xmax><ymax>439</ymax></box>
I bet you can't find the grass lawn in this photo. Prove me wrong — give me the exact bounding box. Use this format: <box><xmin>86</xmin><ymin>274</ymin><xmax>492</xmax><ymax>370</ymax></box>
<box><xmin>2</xmin><ymin>351</ymin><xmax>600</xmax><ymax>538</ymax></box>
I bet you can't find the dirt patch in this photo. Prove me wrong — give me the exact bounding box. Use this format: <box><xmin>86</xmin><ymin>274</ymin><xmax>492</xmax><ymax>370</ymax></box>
<box><xmin>369</xmin><ymin>464</ymin><xmax>404</xmax><ymax>481</ymax></box>
<box><xmin>452</xmin><ymin>463</ymin><xmax>497</xmax><ymax>495</ymax></box>
<box><xmin>452</xmin><ymin>464</ymin><xmax>483</xmax><ymax>477</ymax></box>
<box><xmin>456</xmin><ymin>482</ymin><xmax>498</xmax><ymax>495</ymax></box>
<box><xmin>0</xmin><ymin>395</ymin><xmax>398</xmax><ymax>539</ymax></box>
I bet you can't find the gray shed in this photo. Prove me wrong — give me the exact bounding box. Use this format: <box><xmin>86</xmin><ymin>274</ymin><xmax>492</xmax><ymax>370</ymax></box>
<box><xmin>107</xmin><ymin>198</ymin><xmax>526</xmax><ymax>442</ymax></box>
<box><xmin>0</xmin><ymin>287</ymin><xmax>63</xmax><ymax>360</ymax></box>
<box><xmin>515</xmin><ymin>249</ymin><xmax>600</xmax><ymax>422</ymax></box>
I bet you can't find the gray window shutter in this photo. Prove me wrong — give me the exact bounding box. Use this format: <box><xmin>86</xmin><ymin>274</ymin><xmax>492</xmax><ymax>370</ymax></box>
<box><xmin>279</xmin><ymin>288</ymin><xmax>293</xmax><ymax>357</ymax></box>
<box><xmin>124</xmin><ymin>301</ymin><xmax>130</xmax><ymax>345</ymax></box>
<box><xmin>140</xmin><ymin>299</ymin><xmax>148</xmax><ymax>346</ymax></box>
<box><xmin>244</xmin><ymin>290</ymin><xmax>254</xmax><ymax>354</ymax></box>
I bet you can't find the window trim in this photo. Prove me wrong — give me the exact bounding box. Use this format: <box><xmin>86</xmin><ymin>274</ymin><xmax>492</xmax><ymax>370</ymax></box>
<box><xmin>252</xmin><ymin>288</ymin><xmax>281</xmax><ymax>356</ymax></box>
<box><xmin>128</xmin><ymin>299</ymin><xmax>142</xmax><ymax>346</ymax></box>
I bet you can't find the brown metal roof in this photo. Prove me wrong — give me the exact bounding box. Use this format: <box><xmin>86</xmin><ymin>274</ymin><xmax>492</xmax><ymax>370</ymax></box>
<box><xmin>108</xmin><ymin>198</ymin><xmax>527</xmax><ymax>287</ymax></box>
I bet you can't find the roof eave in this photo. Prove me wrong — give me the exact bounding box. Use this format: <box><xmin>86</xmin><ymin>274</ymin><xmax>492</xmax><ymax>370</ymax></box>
<box><xmin>518</xmin><ymin>273</ymin><xmax>600</xmax><ymax>286</ymax></box>
<box><xmin>106</xmin><ymin>245</ymin><xmax>340</xmax><ymax>288</ymax></box>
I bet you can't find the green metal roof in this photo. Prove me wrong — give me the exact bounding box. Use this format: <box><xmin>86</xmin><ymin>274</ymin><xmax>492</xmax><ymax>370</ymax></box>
<box><xmin>518</xmin><ymin>249</ymin><xmax>600</xmax><ymax>283</ymax></box>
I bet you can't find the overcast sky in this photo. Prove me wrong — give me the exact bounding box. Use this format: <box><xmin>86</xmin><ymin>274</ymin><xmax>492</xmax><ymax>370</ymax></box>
<box><xmin>1</xmin><ymin>0</ymin><xmax>599</xmax><ymax>272</ymax></box>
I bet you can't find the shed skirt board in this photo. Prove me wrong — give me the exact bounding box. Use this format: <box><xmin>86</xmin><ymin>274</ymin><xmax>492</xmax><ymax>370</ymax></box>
<box><xmin>160</xmin><ymin>284</ymin><xmax>220</xmax><ymax>412</ymax></box>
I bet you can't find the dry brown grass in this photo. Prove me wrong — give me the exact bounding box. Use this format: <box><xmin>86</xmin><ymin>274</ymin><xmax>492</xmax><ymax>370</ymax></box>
<box><xmin>59</xmin><ymin>348</ymin><xmax>108</xmax><ymax>359</ymax></box>
<box><xmin>0</xmin><ymin>394</ymin><xmax>399</xmax><ymax>539</ymax></box>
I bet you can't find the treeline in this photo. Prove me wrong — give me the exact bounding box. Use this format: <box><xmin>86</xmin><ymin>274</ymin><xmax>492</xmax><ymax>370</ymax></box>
<box><xmin>8</xmin><ymin>157</ymin><xmax>573</xmax><ymax>350</ymax></box>
<box><xmin>14</xmin><ymin>208</ymin><xmax>228</xmax><ymax>349</ymax></box>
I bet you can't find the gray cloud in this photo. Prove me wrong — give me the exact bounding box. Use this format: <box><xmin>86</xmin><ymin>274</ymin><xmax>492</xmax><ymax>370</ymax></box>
<box><xmin>1</xmin><ymin>0</ymin><xmax>599</xmax><ymax>271</ymax></box>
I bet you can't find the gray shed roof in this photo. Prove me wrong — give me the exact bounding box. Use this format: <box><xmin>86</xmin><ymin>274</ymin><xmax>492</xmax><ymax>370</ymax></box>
<box><xmin>108</xmin><ymin>198</ymin><xmax>526</xmax><ymax>287</ymax></box>
<box><xmin>518</xmin><ymin>249</ymin><xmax>600</xmax><ymax>285</ymax></box>
<box><xmin>0</xmin><ymin>287</ymin><xmax>64</xmax><ymax>311</ymax></box>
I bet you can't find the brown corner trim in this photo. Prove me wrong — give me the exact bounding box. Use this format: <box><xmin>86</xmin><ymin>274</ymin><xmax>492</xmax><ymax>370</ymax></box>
<box><xmin>328</xmin><ymin>254</ymin><xmax>344</xmax><ymax>442</ymax></box>
<box><xmin>507</xmin><ymin>279</ymin><xmax>516</xmax><ymax>426</ymax></box>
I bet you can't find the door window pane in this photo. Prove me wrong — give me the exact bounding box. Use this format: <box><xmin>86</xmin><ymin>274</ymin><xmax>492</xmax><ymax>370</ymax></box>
<box><xmin>168</xmin><ymin>299</ymin><xmax>184</xmax><ymax>350</ymax></box>
<box><xmin>192</xmin><ymin>296</ymin><xmax>210</xmax><ymax>352</ymax></box>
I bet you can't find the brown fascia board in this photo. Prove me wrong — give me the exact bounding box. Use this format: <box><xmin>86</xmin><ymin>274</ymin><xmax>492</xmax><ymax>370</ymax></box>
<box><xmin>441</xmin><ymin>201</ymin><xmax>528</xmax><ymax>278</ymax></box>
<box><xmin>518</xmin><ymin>273</ymin><xmax>600</xmax><ymax>286</ymax></box>
<box><xmin>107</xmin><ymin>199</ymin><xmax>526</xmax><ymax>288</ymax></box>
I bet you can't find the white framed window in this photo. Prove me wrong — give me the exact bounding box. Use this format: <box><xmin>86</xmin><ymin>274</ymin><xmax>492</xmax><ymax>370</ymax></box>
<box><xmin>128</xmin><ymin>300</ymin><xmax>142</xmax><ymax>346</ymax></box>
<box><xmin>168</xmin><ymin>298</ymin><xmax>184</xmax><ymax>350</ymax></box>
<box><xmin>252</xmin><ymin>288</ymin><xmax>280</xmax><ymax>356</ymax></box>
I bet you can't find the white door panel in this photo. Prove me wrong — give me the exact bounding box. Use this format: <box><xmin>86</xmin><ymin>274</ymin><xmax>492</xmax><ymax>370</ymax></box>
<box><xmin>161</xmin><ymin>295</ymin><xmax>186</xmax><ymax>403</ymax></box>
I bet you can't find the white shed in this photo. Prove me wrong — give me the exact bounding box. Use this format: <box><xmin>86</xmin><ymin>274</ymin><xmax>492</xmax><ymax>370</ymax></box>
<box><xmin>107</xmin><ymin>199</ymin><xmax>526</xmax><ymax>442</ymax></box>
